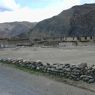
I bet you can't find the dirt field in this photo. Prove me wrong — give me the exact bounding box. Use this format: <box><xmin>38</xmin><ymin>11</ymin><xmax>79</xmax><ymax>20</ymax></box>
<box><xmin>0</xmin><ymin>46</ymin><xmax>95</xmax><ymax>65</ymax></box>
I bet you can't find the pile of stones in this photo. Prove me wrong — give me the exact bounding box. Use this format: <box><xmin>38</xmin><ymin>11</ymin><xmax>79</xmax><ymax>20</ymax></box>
<box><xmin>0</xmin><ymin>58</ymin><xmax>95</xmax><ymax>83</ymax></box>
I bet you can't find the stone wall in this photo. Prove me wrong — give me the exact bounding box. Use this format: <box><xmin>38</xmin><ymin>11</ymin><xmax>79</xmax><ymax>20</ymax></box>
<box><xmin>0</xmin><ymin>58</ymin><xmax>95</xmax><ymax>83</ymax></box>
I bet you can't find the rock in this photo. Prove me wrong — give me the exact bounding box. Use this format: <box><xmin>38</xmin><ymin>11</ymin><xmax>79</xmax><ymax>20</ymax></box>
<box><xmin>88</xmin><ymin>79</ymin><xmax>95</xmax><ymax>83</ymax></box>
<box><xmin>78</xmin><ymin>63</ymin><xmax>87</xmax><ymax>69</ymax></box>
<box><xmin>64</xmin><ymin>63</ymin><xmax>70</xmax><ymax>68</ymax></box>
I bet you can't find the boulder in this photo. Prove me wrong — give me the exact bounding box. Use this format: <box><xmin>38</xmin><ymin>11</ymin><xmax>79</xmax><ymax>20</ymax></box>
<box><xmin>78</xmin><ymin>63</ymin><xmax>87</xmax><ymax>69</ymax></box>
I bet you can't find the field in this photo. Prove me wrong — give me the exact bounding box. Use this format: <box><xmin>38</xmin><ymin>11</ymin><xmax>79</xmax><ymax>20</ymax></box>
<box><xmin>0</xmin><ymin>46</ymin><xmax>95</xmax><ymax>65</ymax></box>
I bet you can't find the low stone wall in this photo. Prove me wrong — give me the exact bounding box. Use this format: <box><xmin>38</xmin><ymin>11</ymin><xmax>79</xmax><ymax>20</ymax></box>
<box><xmin>78</xmin><ymin>42</ymin><xmax>95</xmax><ymax>46</ymax></box>
<box><xmin>0</xmin><ymin>58</ymin><xmax>95</xmax><ymax>83</ymax></box>
<box><xmin>59</xmin><ymin>42</ymin><xmax>76</xmax><ymax>47</ymax></box>
<box><xmin>59</xmin><ymin>41</ymin><xmax>95</xmax><ymax>47</ymax></box>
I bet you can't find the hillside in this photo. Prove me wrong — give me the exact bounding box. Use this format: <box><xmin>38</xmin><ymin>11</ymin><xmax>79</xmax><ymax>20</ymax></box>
<box><xmin>0</xmin><ymin>21</ymin><xmax>37</xmax><ymax>39</ymax></box>
<box><xmin>30</xmin><ymin>4</ymin><xmax>95</xmax><ymax>39</ymax></box>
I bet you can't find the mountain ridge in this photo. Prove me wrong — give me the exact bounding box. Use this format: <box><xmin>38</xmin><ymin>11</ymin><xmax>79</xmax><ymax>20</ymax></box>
<box><xmin>0</xmin><ymin>21</ymin><xmax>37</xmax><ymax>39</ymax></box>
<box><xmin>30</xmin><ymin>3</ymin><xmax>95</xmax><ymax>39</ymax></box>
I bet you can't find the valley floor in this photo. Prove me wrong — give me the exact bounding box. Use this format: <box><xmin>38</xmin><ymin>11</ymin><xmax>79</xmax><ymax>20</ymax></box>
<box><xmin>0</xmin><ymin>46</ymin><xmax>95</xmax><ymax>65</ymax></box>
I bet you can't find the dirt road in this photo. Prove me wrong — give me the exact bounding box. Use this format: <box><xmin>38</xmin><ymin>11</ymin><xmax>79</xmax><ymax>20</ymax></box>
<box><xmin>0</xmin><ymin>64</ymin><xmax>95</xmax><ymax>95</ymax></box>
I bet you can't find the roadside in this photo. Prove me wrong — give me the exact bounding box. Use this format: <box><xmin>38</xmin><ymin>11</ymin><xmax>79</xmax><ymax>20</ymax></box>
<box><xmin>0</xmin><ymin>62</ymin><xmax>95</xmax><ymax>94</ymax></box>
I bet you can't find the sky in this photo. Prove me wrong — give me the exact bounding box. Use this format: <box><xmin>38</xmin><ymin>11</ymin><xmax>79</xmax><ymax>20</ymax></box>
<box><xmin>0</xmin><ymin>0</ymin><xmax>95</xmax><ymax>23</ymax></box>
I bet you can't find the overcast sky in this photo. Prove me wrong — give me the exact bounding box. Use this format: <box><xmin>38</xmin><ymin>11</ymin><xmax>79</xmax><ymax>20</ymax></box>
<box><xmin>0</xmin><ymin>0</ymin><xmax>95</xmax><ymax>23</ymax></box>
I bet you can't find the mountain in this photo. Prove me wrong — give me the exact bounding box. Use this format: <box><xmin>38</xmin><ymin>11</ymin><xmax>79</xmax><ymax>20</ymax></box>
<box><xmin>30</xmin><ymin>3</ymin><xmax>95</xmax><ymax>39</ymax></box>
<box><xmin>0</xmin><ymin>21</ymin><xmax>37</xmax><ymax>39</ymax></box>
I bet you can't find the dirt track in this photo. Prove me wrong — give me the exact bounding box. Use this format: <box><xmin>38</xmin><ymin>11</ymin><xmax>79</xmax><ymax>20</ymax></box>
<box><xmin>0</xmin><ymin>63</ymin><xmax>95</xmax><ymax>95</ymax></box>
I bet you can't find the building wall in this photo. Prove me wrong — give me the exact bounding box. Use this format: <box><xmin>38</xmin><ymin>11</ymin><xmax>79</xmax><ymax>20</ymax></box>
<box><xmin>64</xmin><ymin>37</ymin><xmax>78</xmax><ymax>41</ymax></box>
<box><xmin>78</xmin><ymin>42</ymin><xmax>95</xmax><ymax>46</ymax></box>
<box><xmin>0</xmin><ymin>37</ymin><xmax>95</xmax><ymax>48</ymax></box>
<box><xmin>0</xmin><ymin>39</ymin><xmax>31</xmax><ymax>48</ymax></box>
<box><xmin>78</xmin><ymin>37</ymin><xmax>93</xmax><ymax>41</ymax></box>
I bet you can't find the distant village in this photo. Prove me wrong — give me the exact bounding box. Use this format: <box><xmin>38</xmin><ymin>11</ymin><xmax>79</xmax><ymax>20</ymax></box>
<box><xmin>0</xmin><ymin>36</ymin><xmax>95</xmax><ymax>48</ymax></box>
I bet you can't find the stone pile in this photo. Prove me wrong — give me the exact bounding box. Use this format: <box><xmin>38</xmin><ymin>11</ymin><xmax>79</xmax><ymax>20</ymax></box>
<box><xmin>0</xmin><ymin>58</ymin><xmax>95</xmax><ymax>83</ymax></box>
